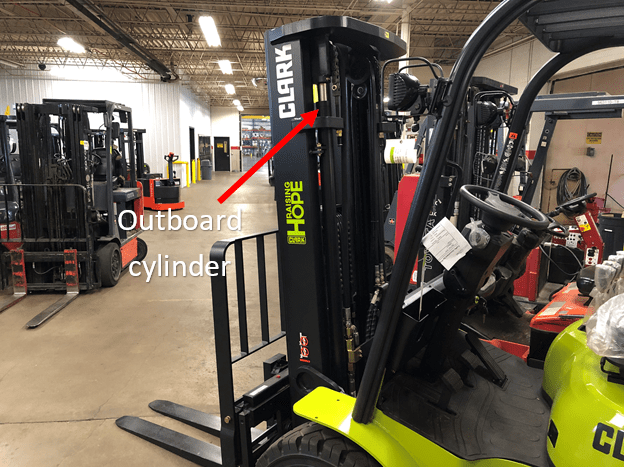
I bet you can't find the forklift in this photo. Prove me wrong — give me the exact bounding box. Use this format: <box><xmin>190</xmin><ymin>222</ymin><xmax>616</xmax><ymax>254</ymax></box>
<box><xmin>0</xmin><ymin>99</ymin><xmax>147</xmax><ymax>328</ymax></box>
<box><xmin>121</xmin><ymin>128</ymin><xmax>185</xmax><ymax>211</ymax></box>
<box><xmin>118</xmin><ymin>2</ymin><xmax>624</xmax><ymax>466</ymax></box>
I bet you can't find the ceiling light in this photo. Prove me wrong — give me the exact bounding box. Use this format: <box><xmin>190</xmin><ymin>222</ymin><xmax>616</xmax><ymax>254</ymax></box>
<box><xmin>225</xmin><ymin>84</ymin><xmax>236</xmax><ymax>95</ymax></box>
<box><xmin>383</xmin><ymin>97</ymin><xmax>390</xmax><ymax>103</ymax></box>
<box><xmin>237</xmin><ymin>105</ymin><xmax>244</xmax><ymax>112</ymax></box>
<box><xmin>232</xmin><ymin>99</ymin><xmax>241</xmax><ymax>106</ymax></box>
<box><xmin>57</xmin><ymin>37</ymin><xmax>85</xmax><ymax>54</ymax></box>
<box><xmin>199</xmin><ymin>16</ymin><xmax>221</xmax><ymax>47</ymax></box>
<box><xmin>0</xmin><ymin>58</ymin><xmax>24</xmax><ymax>69</ymax></box>
<box><xmin>251</xmin><ymin>77</ymin><xmax>267</xmax><ymax>87</ymax></box>
<box><xmin>218</xmin><ymin>59</ymin><xmax>232</xmax><ymax>75</ymax></box>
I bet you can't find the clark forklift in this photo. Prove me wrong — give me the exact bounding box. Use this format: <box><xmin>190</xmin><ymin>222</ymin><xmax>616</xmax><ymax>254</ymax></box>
<box><xmin>0</xmin><ymin>100</ymin><xmax>147</xmax><ymax>328</ymax></box>
<box><xmin>118</xmin><ymin>2</ymin><xmax>624</xmax><ymax>466</ymax></box>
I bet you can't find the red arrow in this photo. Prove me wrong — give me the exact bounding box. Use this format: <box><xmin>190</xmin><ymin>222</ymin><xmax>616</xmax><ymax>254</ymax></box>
<box><xmin>218</xmin><ymin>109</ymin><xmax>319</xmax><ymax>204</ymax></box>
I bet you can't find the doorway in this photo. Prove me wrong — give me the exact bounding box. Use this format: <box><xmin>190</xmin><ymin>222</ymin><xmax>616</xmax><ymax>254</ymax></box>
<box><xmin>214</xmin><ymin>136</ymin><xmax>230</xmax><ymax>171</ymax></box>
<box><xmin>189</xmin><ymin>127</ymin><xmax>196</xmax><ymax>163</ymax></box>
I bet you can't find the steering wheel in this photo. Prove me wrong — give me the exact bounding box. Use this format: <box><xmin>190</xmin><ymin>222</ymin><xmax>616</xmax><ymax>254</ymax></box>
<box><xmin>550</xmin><ymin>192</ymin><xmax>597</xmax><ymax>217</ymax></box>
<box><xmin>460</xmin><ymin>185</ymin><xmax>549</xmax><ymax>230</ymax></box>
<box><xmin>546</xmin><ymin>217</ymin><xmax>568</xmax><ymax>238</ymax></box>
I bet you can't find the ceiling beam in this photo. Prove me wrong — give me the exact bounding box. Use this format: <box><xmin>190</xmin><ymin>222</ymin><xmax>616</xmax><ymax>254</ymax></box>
<box><xmin>64</xmin><ymin>0</ymin><xmax>173</xmax><ymax>81</ymax></box>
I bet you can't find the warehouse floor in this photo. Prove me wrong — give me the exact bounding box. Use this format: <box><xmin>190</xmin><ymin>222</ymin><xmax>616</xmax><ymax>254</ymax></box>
<box><xmin>0</xmin><ymin>164</ymin><xmax>285</xmax><ymax>466</ymax></box>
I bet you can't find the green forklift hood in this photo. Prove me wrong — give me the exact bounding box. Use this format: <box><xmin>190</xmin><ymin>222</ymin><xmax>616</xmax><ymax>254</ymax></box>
<box><xmin>543</xmin><ymin>321</ymin><xmax>624</xmax><ymax>466</ymax></box>
<box><xmin>296</xmin><ymin>322</ymin><xmax>624</xmax><ymax>467</ymax></box>
<box><xmin>294</xmin><ymin>386</ymin><xmax>528</xmax><ymax>466</ymax></box>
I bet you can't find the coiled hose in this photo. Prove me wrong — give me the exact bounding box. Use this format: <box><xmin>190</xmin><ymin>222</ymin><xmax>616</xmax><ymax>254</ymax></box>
<box><xmin>556</xmin><ymin>167</ymin><xmax>588</xmax><ymax>206</ymax></box>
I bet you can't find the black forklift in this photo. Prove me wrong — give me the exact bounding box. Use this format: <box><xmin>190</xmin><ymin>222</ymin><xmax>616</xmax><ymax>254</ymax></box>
<box><xmin>118</xmin><ymin>2</ymin><xmax>624</xmax><ymax>466</ymax></box>
<box><xmin>0</xmin><ymin>99</ymin><xmax>147</xmax><ymax>328</ymax></box>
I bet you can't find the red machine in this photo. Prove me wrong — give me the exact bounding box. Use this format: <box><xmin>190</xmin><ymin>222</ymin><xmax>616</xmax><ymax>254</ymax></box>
<box><xmin>514</xmin><ymin>193</ymin><xmax>604</xmax><ymax>301</ymax></box>
<box><xmin>527</xmin><ymin>279</ymin><xmax>594</xmax><ymax>368</ymax></box>
<box><xmin>551</xmin><ymin>211</ymin><xmax>603</xmax><ymax>266</ymax></box>
<box><xmin>141</xmin><ymin>153</ymin><xmax>185</xmax><ymax>211</ymax></box>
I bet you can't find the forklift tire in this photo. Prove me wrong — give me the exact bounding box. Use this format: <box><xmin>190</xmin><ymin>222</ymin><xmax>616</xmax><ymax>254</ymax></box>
<box><xmin>257</xmin><ymin>422</ymin><xmax>380</xmax><ymax>467</ymax></box>
<box><xmin>98</xmin><ymin>243</ymin><xmax>121</xmax><ymax>287</ymax></box>
<box><xmin>136</xmin><ymin>238</ymin><xmax>148</xmax><ymax>263</ymax></box>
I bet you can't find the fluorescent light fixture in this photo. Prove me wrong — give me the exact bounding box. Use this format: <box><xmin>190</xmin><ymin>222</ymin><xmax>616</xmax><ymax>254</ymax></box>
<box><xmin>199</xmin><ymin>16</ymin><xmax>221</xmax><ymax>47</ymax></box>
<box><xmin>224</xmin><ymin>84</ymin><xmax>235</xmax><ymax>95</ymax></box>
<box><xmin>218</xmin><ymin>59</ymin><xmax>232</xmax><ymax>74</ymax></box>
<box><xmin>58</xmin><ymin>37</ymin><xmax>85</xmax><ymax>54</ymax></box>
<box><xmin>232</xmin><ymin>99</ymin><xmax>241</xmax><ymax>106</ymax></box>
<box><xmin>237</xmin><ymin>105</ymin><xmax>244</xmax><ymax>112</ymax></box>
<box><xmin>0</xmin><ymin>58</ymin><xmax>24</xmax><ymax>69</ymax></box>
<box><xmin>383</xmin><ymin>97</ymin><xmax>390</xmax><ymax>103</ymax></box>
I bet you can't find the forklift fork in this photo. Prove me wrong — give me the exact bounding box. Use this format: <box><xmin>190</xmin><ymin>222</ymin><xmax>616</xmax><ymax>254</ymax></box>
<box><xmin>25</xmin><ymin>249</ymin><xmax>80</xmax><ymax>329</ymax></box>
<box><xmin>116</xmin><ymin>229</ymin><xmax>289</xmax><ymax>467</ymax></box>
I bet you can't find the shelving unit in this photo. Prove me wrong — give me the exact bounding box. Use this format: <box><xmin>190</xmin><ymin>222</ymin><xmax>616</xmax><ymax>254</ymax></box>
<box><xmin>241</xmin><ymin>116</ymin><xmax>271</xmax><ymax>159</ymax></box>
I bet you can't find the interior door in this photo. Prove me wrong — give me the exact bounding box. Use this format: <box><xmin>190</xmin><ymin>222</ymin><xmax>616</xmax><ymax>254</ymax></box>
<box><xmin>189</xmin><ymin>127</ymin><xmax>196</xmax><ymax>162</ymax></box>
<box><xmin>214</xmin><ymin>136</ymin><xmax>230</xmax><ymax>171</ymax></box>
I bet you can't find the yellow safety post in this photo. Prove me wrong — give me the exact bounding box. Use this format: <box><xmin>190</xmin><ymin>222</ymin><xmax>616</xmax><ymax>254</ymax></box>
<box><xmin>196</xmin><ymin>159</ymin><xmax>202</xmax><ymax>181</ymax></box>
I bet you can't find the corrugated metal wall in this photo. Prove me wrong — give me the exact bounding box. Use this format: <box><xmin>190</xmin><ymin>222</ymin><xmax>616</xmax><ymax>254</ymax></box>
<box><xmin>179</xmin><ymin>86</ymin><xmax>211</xmax><ymax>185</ymax></box>
<box><xmin>0</xmin><ymin>72</ymin><xmax>211</xmax><ymax>178</ymax></box>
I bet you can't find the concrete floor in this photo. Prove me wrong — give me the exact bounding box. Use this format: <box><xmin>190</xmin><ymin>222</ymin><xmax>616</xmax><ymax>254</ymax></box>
<box><xmin>0</xmin><ymin>163</ymin><xmax>285</xmax><ymax>466</ymax></box>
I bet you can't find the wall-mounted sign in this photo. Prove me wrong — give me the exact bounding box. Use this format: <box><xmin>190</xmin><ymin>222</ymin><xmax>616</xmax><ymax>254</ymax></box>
<box><xmin>586</xmin><ymin>132</ymin><xmax>602</xmax><ymax>144</ymax></box>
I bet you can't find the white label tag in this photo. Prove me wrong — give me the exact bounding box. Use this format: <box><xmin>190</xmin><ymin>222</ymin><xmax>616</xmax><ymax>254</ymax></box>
<box><xmin>422</xmin><ymin>217</ymin><xmax>471</xmax><ymax>270</ymax></box>
<box><xmin>592</xmin><ymin>99</ymin><xmax>624</xmax><ymax>106</ymax></box>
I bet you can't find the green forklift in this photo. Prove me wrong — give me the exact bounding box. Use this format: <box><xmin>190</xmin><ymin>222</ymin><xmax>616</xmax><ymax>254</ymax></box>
<box><xmin>117</xmin><ymin>1</ymin><xmax>624</xmax><ymax>466</ymax></box>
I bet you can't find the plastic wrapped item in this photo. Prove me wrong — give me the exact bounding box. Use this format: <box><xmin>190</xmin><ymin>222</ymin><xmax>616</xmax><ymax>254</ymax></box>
<box><xmin>609</xmin><ymin>255</ymin><xmax>624</xmax><ymax>295</ymax></box>
<box><xmin>590</xmin><ymin>263</ymin><xmax>619</xmax><ymax>312</ymax></box>
<box><xmin>615</xmin><ymin>252</ymin><xmax>624</xmax><ymax>295</ymax></box>
<box><xmin>586</xmin><ymin>294</ymin><xmax>624</xmax><ymax>358</ymax></box>
<box><xmin>595</xmin><ymin>263</ymin><xmax>618</xmax><ymax>293</ymax></box>
<box><xmin>603</xmin><ymin>261</ymin><xmax>621</xmax><ymax>283</ymax></box>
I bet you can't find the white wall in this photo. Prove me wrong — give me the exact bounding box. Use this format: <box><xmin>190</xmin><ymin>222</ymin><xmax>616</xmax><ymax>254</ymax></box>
<box><xmin>0</xmin><ymin>70</ymin><xmax>211</xmax><ymax>182</ymax></box>
<box><xmin>538</xmin><ymin>69</ymin><xmax>624</xmax><ymax>214</ymax></box>
<box><xmin>210</xmin><ymin>106</ymin><xmax>241</xmax><ymax>172</ymax></box>
<box><xmin>179</xmin><ymin>86</ymin><xmax>211</xmax><ymax>184</ymax></box>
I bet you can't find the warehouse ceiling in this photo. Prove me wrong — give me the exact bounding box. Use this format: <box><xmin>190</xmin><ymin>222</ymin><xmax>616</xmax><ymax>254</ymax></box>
<box><xmin>0</xmin><ymin>1</ymin><xmax>531</xmax><ymax>109</ymax></box>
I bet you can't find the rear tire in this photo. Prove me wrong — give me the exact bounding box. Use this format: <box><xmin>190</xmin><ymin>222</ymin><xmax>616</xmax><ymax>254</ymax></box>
<box><xmin>257</xmin><ymin>422</ymin><xmax>380</xmax><ymax>467</ymax></box>
<box><xmin>136</xmin><ymin>237</ymin><xmax>148</xmax><ymax>262</ymax></box>
<box><xmin>98</xmin><ymin>243</ymin><xmax>121</xmax><ymax>287</ymax></box>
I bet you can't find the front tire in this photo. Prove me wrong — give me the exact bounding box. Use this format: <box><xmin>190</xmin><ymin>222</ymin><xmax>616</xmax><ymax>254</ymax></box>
<box><xmin>257</xmin><ymin>422</ymin><xmax>380</xmax><ymax>467</ymax></box>
<box><xmin>98</xmin><ymin>243</ymin><xmax>121</xmax><ymax>287</ymax></box>
<box><xmin>136</xmin><ymin>237</ymin><xmax>148</xmax><ymax>262</ymax></box>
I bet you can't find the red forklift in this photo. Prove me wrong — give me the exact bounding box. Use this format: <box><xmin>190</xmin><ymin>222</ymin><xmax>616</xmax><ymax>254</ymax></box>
<box><xmin>0</xmin><ymin>99</ymin><xmax>147</xmax><ymax>328</ymax></box>
<box><xmin>121</xmin><ymin>128</ymin><xmax>185</xmax><ymax>211</ymax></box>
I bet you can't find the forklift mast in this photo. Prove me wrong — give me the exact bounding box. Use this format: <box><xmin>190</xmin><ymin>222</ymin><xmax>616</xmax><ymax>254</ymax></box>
<box><xmin>15</xmin><ymin>102</ymin><xmax>96</xmax><ymax>245</ymax></box>
<box><xmin>265</xmin><ymin>16</ymin><xmax>406</xmax><ymax>399</ymax></box>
